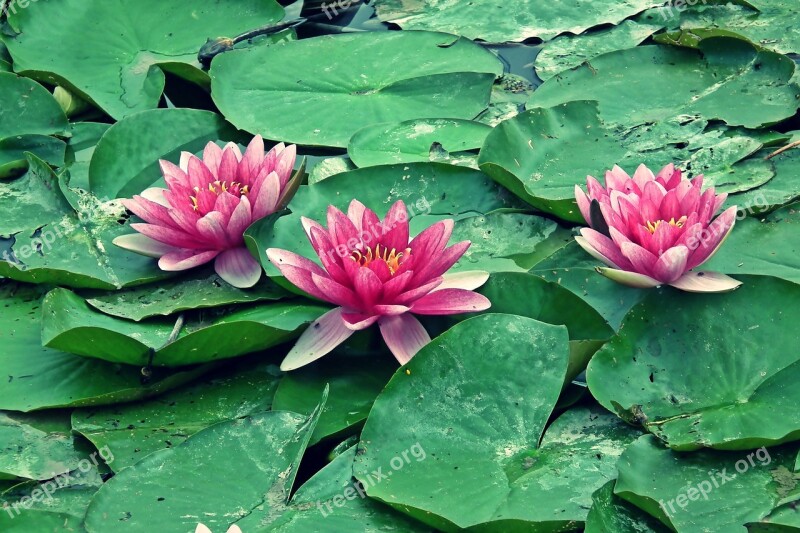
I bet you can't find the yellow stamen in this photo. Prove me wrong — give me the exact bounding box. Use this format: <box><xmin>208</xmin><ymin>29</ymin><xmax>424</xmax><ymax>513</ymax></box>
<box><xmin>350</xmin><ymin>244</ymin><xmax>411</xmax><ymax>275</ymax></box>
<box><xmin>645</xmin><ymin>216</ymin><xmax>687</xmax><ymax>234</ymax></box>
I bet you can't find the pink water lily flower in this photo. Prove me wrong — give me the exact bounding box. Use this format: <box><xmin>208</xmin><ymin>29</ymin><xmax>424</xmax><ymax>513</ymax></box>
<box><xmin>267</xmin><ymin>199</ymin><xmax>491</xmax><ymax>370</ymax></box>
<box><xmin>574</xmin><ymin>163</ymin><xmax>741</xmax><ymax>293</ymax></box>
<box><xmin>113</xmin><ymin>136</ymin><xmax>299</xmax><ymax>288</ymax></box>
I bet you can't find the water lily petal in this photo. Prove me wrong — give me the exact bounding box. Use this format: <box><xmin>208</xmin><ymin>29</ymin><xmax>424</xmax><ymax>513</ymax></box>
<box><xmin>669</xmin><ymin>271</ymin><xmax>742</xmax><ymax>293</ymax></box>
<box><xmin>139</xmin><ymin>187</ymin><xmax>170</xmax><ymax>208</ymax></box>
<box><xmin>215</xmin><ymin>248</ymin><xmax>262</xmax><ymax>288</ymax></box>
<box><xmin>112</xmin><ymin>233</ymin><xmax>177</xmax><ymax>258</ymax></box>
<box><xmin>341</xmin><ymin>311</ymin><xmax>379</xmax><ymax>331</ymax></box>
<box><xmin>652</xmin><ymin>245</ymin><xmax>689</xmax><ymax>283</ymax></box>
<box><xmin>686</xmin><ymin>206</ymin><xmax>737</xmax><ymax>270</ymax></box>
<box><xmin>251</xmin><ymin>171</ymin><xmax>281</xmax><ymax>220</ymax></box>
<box><xmin>159</xmin><ymin>249</ymin><xmax>219</xmax><ymax>271</ymax></box>
<box><xmin>410</xmin><ymin>289</ymin><xmax>490</xmax><ymax>315</ymax></box>
<box><xmin>574</xmin><ymin>184</ymin><xmax>591</xmax><ymax>224</ymax></box>
<box><xmin>434</xmin><ymin>271</ymin><xmax>489</xmax><ymax>291</ymax></box>
<box><xmin>596</xmin><ymin>267</ymin><xmax>660</xmax><ymax>288</ymax></box>
<box><xmin>280</xmin><ymin>308</ymin><xmax>354</xmax><ymax>371</ymax></box>
<box><xmin>202</xmin><ymin>142</ymin><xmax>223</xmax><ymax>178</ymax></box>
<box><xmin>379</xmin><ymin>314</ymin><xmax>431</xmax><ymax>365</ymax></box>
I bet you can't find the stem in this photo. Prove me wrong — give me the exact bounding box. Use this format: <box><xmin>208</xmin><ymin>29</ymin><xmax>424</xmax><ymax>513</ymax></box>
<box><xmin>765</xmin><ymin>140</ymin><xmax>800</xmax><ymax>160</ymax></box>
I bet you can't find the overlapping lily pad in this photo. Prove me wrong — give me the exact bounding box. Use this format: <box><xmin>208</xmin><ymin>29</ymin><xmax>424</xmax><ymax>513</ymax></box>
<box><xmin>211</xmin><ymin>31</ymin><xmax>503</xmax><ymax>147</ymax></box>
<box><xmin>72</xmin><ymin>358</ymin><xmax>282</xmax><ymax>471</ymax></box>
<box><xmin>84</xmin><ymin>395</ymin><xmax>326</xmax><ymax>532</ymax></box>
<box><xmin>88</xmin><ymin>108</ymin><xmax>241</xmax><ymax>199</ymax></box>
<box><xmin>86</xmin><ymin>269</ymin><xmax>288</xmax><ymax>321</ymax></box>
<box><xmin>615</xmin><ymin>435</ymin><xmax>799</xmax><ymax>531</ymax></box>
<box><xmin>0</xmin><ymin>155</ymin><xmax>171</xmax><ymax>289</ymax></box>
<box><xmin>42</xmin><ymin>288</ymin><xmax>327</xmax><ymax>367</ymax></box>
<box><xmin>354</xmin><ymin>314</ymin><xmax>641</xmax><ymax>530</ymax></box>
<box><xmin>588</xmin><ymin>276</ymin><xmax>800</xmax><ymax>450</ymax></box>
<box><xmin>529</xmin><ymin>38</ymin><xmax>800</xmax><ymax>129</ymax></box>
<box><xmin>1</xmin><ymin>0</ymin><xmax>284</xmax><ymax>119</ymax></box>
<box><xmin>585</xmin><ymin>481</ymin><xmax>669</xmax><ymax>533</ymax></box>
<box><xmin>0</xmin><ymin>282</ymin><xmax>209</xmax><ymax>412</ymax></box>
<box><xmin>348</xmin><ymin>118</ymin><xmax>491</xmax><ymax>168</ymax></box>
<box><xmin>371</xmin><ymin>0</ymin><xmax>662</xmax><ymax>42</ymax></box>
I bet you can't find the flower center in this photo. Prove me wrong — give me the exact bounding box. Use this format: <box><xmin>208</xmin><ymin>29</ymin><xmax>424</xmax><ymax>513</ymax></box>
<box><xmin>190</xmin><ymin>180</ymin><xmax>249</xmax><ymax>211</ymax></box>
<box><xmin>350</xmin><ymin>244</ymin><xmax>410</xmax><ymax>275</ymax></box>
<box><xmin>645</xmin><ymin>216</ymin><xmax>687</xmax><ymax>234</ymax></box>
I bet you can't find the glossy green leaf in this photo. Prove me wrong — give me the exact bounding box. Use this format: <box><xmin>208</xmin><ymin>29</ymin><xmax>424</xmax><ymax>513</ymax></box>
<box><xmin>61</xmin><ymin>122</ymin><xmax>111</xmax><ymax>190</ymax></box>
<box><xmin>0</xmin><ymin>477</ymin><xmax>101</xmax><ymax>531</ymax></box>
<box><xmin>0</xmin><ymin>72</ymin><xmax>67</xmax><ymax>139</ymax></box>
<box><xmin>0</xmin><ymin>135</ymin><xmax>66</xmax><ymax>178</ymax></box>
<box><xmin>372</xmin><ymin>0</ymin><xmax>662</xmax><ymax>42</ymax></box>
<box><xmin>529</xmin><ymin>39</ymin><xmax>800</xmax><ymax>129</ymax></box>
<box><xmin>86</xmin><ymin>269</ymin><xmax>289</xmax><ymax>321</ymax></box>
<box><xmin>348</xmin><ymin>118</ymin><xmax>491</xmax><ymax>168</ymax></box>
<box><xmin>88</xmin><ymin>108</ymin><xmax>241</xmax><ymax>199</ymax></box>
<box><xmin>615</xmin><ymin>435</ymin><xmax>798</xmax><ymax>532</ymax></box>
<box><xmin>1</xmin><ymin>0</ymin><xmax>284</xmax><ymax>119</ymax></box>
<box><xmin>727</xmin><ymin>143</ymin><xmax>800</xmax><ymax>214</ymax></box>
<box><xmin>585</xmin><ymin>480</ymin><xmax>669</xmax><ymax>533</ymax></box>
<box><xmin>42</xmin><ymin>288</ymin><xmax>328</xmax><ymax>367</ymax></box>
<box><xmin>588</xmin><ymin>276</ymin><xmax>800</xmax><ymax>450</ymax></box>
<box><xmin>72</xmin><ymin>358</ymin><xmax>282</xmax><ymax>472</ymax></box>
<box><xmin>0</xmin><ymin>282</ymin><xmax>210</xmax><ymax>412</ymax></box>
<box><xmin>211</xmin><ymin>31</ymin><xmax>502</xmax><ymax>147</ymax></box>
<box><xmin>83</xmin><ymin>395</ymin><xmax>326</xmax><ymax>533</ymax></box>
<box><xmin>0</xmin><ymin>155</ymin><xmax>170</xmax><ymax>289</ymax></box>
<box><xmin>354</xmin><ymin>314</ymin><xmax>640</xmax><ymax>530</ymax></box>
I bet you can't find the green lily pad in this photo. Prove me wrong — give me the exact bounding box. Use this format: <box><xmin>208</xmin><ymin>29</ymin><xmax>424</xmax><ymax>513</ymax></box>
<box><xmin>83</xmin><ymin>395</ymin><xmax>326</xmax><ymax>532</ymax></box>
<box><xmin>211</xmin><ymin>31</ymin><xmax>502</xmax><ymax>148</ymax></box>
<box><xmin>371</xmin><ymin>0</ymin><xmax>662</xmax><ymax>42</ymax></box>
<box><xmin>535</xmin><ymin>19</ymin><xmax>663</xmax><ymax>81</ymax></box>
<box><xmin>666</xmin><ymin>0</ymin><xmax>800</xmax><ymax>55</ymax></box>
<box><xmin>747</xmin><ymin>499</ymin><xmax>800</xmax><ymax>531</ymax></box>
<box><xmin>0</xmin><ymin>411</ymin><xmax>93</xmax><ymax>481</ymax></box>
<box><xmin>0</xmin><ymin>134</ymin><xmax>66</xmax><ymax>178</ymax></box>
<box><xmin>42</xmin><ymin>288</ymin><xmax>328</xmax><ymax>367</ymax></box>
<box><xmin>61</xmin><ymin>122</ymin><xmax>111</xmax><ymax>190</ymax></box>
<box><xmin>71</xmin><ymin>358</ymin><xmax>282</xmax><ymax>472</ymax></box>
<box><xmin>529</xmin><ymin>38</ymin><xmax>800</xmax><ymax>129</ymax></box>
<box><xmin>585</xmin><ymin>480</ymin><xmax>670</xmax><ymax>533</ymax></box>
<box><xmin>587</xmin><ymin>276</ymin><xmax>800</xmax><ymax>450</ymax></box>
<box><xmin>86</xmin><ymin>269</ymin><xmax>289</xmax><ymax>322</ymax></box>
<box><xmin>1</xmin><ymin>0</ymin><xmax>284</xmax><ymax>119</ymax></box>
<box><xmin>88</xmin><ymin>108</ymin><xmax>241</xmax><ymax>199</ymax></box>
<box><xmin>478</xmin><ymin>101</ymin><xmax>771</xmax><ymax>222</ymax></box>
<box><xmin>1</xmin><ymin>476</ymin><xmax>101</xmax><ymax>531</ymax></box>
<box><xmin>726</xmin><ymin>142</ymin><xmax>800</xmax><ymax>215</ymax></box>
<box><xmin>531</xmin><ymin>241</ymin><xmax>649</xmax><ymax>331</ymax></box>
<box><xmin>0</xmin><ymin>282</ymin><xmax>210</xmax><ymax>412</ymax></box>
<box><xmin>248</xmin><ymin>162</ymin><xmax>519</xmax><ymax>279</ymax></box>
<box><xmin>475</xmin><ymin>74</ymin><xmax>535</xmax><ymax>127</ymax></box>
<box><xmin>702</xmin><ymin>203</ymin><xmax>800</xmax><ymax>285</ymax></box>
<box><xmin>307</xmin><ymin>156</ymin><xmax>356</xmax><ymax>185</ymax></box>
<box><xmin>0</xmin><ymin>154</ymin><xmax>171</xmax><ymax>289</ymax></box>
<box><xmin>272</xmin><ymin>354</ymin><xmax>397</xmax><ymax>445</ymax></box>
<box><xmin>615</xmin><ymin>435</ymin><xmax>798</xmax><ymax>532</ymax></box>
<box><xmin>348</xmin><ymin>118</ymin><xmax>491</xmax><ymax>168</ymax></box>
<box><xmin>354</xmin><ymin>314</ymin><xmax>640</xmax><ymax>530</ymax></box>
<box><xmin>0</xmin><ymin>72</ymin><xmax>68</xmax><ymax>139</ymax></box>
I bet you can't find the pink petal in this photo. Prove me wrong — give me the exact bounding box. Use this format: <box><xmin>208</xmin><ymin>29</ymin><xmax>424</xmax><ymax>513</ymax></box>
<box><xmin>410</xmin><ymin>289</ymin><xmax>490</xmax><ymax>315</ymax></box>
<box><xmin>434</xmin><ymin>271</ymin><xmax>489</xmax><ymax>291</ymax></box>
<box><xmin>341</xmin><ymin>311</ymin><xmax>379</xmax><ymax>331</ymax></box>
<box><xmin>620</xmin><ymin>241</ymin><xmax>658</xmax><ymax>276</ymax></box>
<box><xmin>327</xmin><ymin>205</ymin><xmax>360</xmax><ymax>249</ymax></box>
<box><xmin>669</xmin><ymin>271</ymin><xmax>742</xmax><ymax>293</ymax></box>
<box><xmin>575</xmin><ymin>184</ymin><xmax>591</xmax><ymax>224</ymax></box>
<box><xmin>686</xmin><ymin>206</ymin><xmax>737</xmax><ymax>270</ymax></box>
<box><xmin>347</xmin><ymin>199</ymin><xmax>367</xmax><ymax>232</ymax></box>
<box><xmin>202</xmin><ymin>142</ymin><xmax>223</xmax><ymax>178</ymax></box>
<box><xmin>112</xmin><ymin>233</ymin><xmax>177</xmax><ymax>258</ymax></box>
<box><xmin>312</xmin><ymin>272</ymin><xmax>360</xmax><ymax>309</ymax></box>
<box><xmin>380</xmin><ymin>200</ymin><xmax>410</xmax><ymax>251</ymax></box>
<box><xmin>217</xmin><ymin>146</ymin><xmax>240</xmax><ymax>182</ymax></box>
<box><xmin>274</xmin><ymin>144</ymin><xmax>297</xmax><ymax>188</ymax></box>
<box><xmin>122</xmin><ymin>196</ymin><xmax>178</xmax><ymax>228</ymax></box>
<box><xmin>408</xmin><ymin>219</ymin><xmax>453</xmax><ymax>262</ymax></box>
<box><xmin>632</xmin><ymin>164</ymin><xmax>655</xmax><ymax>191</ymax></box>
<box><xmin>353</xmin><ymin>268</ymin><xmax>383</xmax><ymax>308</ymax></box>
<box><xmin>267</xmin><ymin>248</ymin><xmax>330</xmax><ymax>300</ymax></box>
<box><xmin>596</xmin><ymin>267</ymin><xmax>661</xmax><ymax>288</ymax></box>
<box><xmin>214</xmin><ymin>248</ymin><xmax>262</xmax><ymax>288</ymax></box>
<box><xmin>239</xmin><ymin>135</ymin><xmax>265</xmax><ymax>184</ymax></box>
<box><xmin>139</xmin><ymin>187</ymin><xmax>170</xmax><ymax>208</ymax></box>
<box><xmin>130</xmin><ymin>223</ymin><xmax>203</xmax><ymax>249</ymax></box>
<box><xmin>196</xmin><ymin>212</ymin><xmax>230</xmax><ymax>246</ymax></box>
<box><xmin>576</xmin><ymin>229</ymin><xmax>632</xmax><ymax>270</ymax></box>
<box><xmin>605</xmin><ymin>165</ymin><xmax>631</xmax><ymax>190</ymax></box>
<box><xmin>373</xmin><ymin>304</ymin><xmax>410</xmax><ymax>315</ymax></box>
<box><xmin>187</xmin><ymin>155</ymin><xmax>215</xmax><ymax>191</ymax></box>
<box><xmin>379</xmin><ymin>314</ymin><xmax>431</xmax><ymax>365</ymax></box>
<box><xmin>412</xmin><ymin>240</ymin><xmax>470</xmax><ymax>284</ymax></box>
<box><xmin>251</xmin><ymin>171</ymin><xmax>281</xmax><ymax>220</ymax></box>
<box><xmin>395</xmin><ymin>277</ymin><xmax>443</xmax><ymax>305</ymax></box>
<box><xmin>227</xmin><ymin>195</ymin><xmax>253</xmax><ymax>240</ymax></box>
<box><xmin>213</xmin><ymin>191</ymin><xmax>240</xmax><ymax>222</ymax></box>
<box><xmin>160</xmin><ymin>160</ymin><xmax>189</xmax><ymax>189</ymax></box>
<box><xmin>652</xmin><ymin>246</ymin><xmax>689</xmax><ymax>283</ymax></box>
<box><xmin>280</xmin><ymin>308</ymin><xmax>354</xmax><ymax>371</ymax></box>
<box><xmin>159</xmin><ymin>249</ymin><xmax>219</xmax><ymax>271</ymax></box>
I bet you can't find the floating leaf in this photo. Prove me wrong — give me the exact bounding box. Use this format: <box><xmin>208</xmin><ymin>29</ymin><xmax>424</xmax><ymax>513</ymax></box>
<box><xmin>42</xmin><ymin>288</ymin><xmax>327</xmax><ymax>367</ymax></box>
<box><xmin>1</xmin><ymin>0</ymin><xmax>284</xmax><ymax>119</ymax></box>
<box><xmin>585</xmin><ymin>480</ymin><xmax>669</xmax><ymax>533</ymax></box>
<box><xmin>211</xmin><ymin>31</ymin><xmax>502</xmax><ymax>147</ymax></box>
<box><xmin>588</xmin><ymin>276</ymin><xmax>800</xmax><ymax>450</ymax></box>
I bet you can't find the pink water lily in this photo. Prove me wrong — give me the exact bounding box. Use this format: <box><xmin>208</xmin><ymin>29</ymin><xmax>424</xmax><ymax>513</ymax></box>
<box><xmin>574</xmin><ymin>163</ymin><xmax>741</xmax><ymax>293</ymax></box>
<box><xmin>267</xmin><ymin>199</ymin><xmax>491</xmax><ymax>370</ymax></box>
<box><xmin>113</xmin><ymin>136</ymin><xmax>299</xmax><ymax>288</ymax></box>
